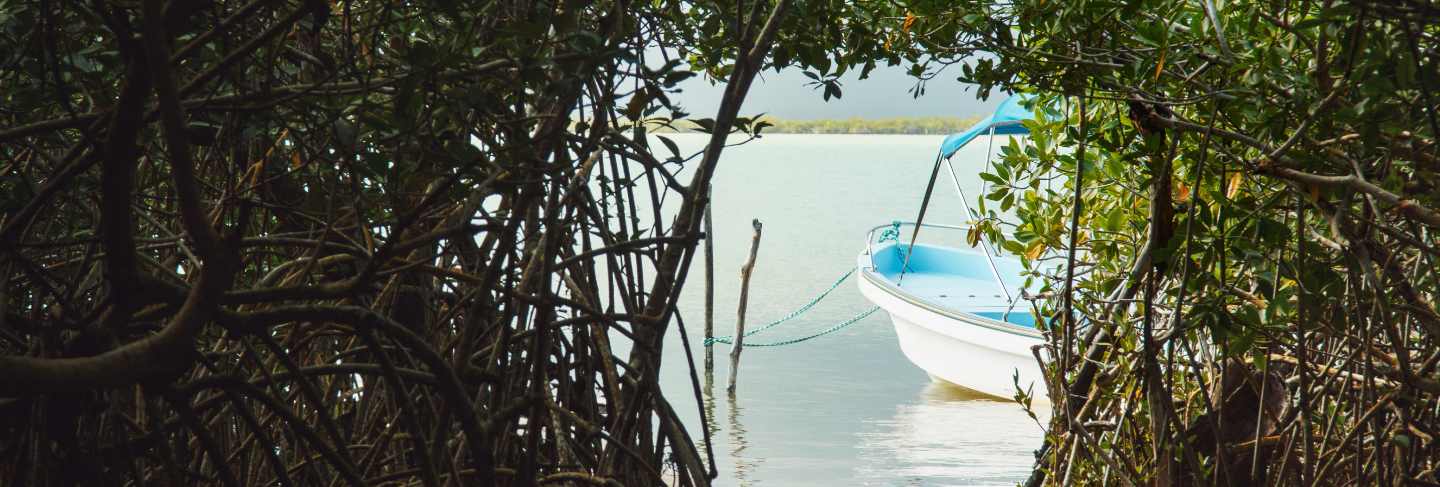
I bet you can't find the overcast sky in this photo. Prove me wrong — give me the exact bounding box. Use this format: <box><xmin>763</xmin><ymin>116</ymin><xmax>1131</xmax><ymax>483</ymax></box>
<box><xmin>667</xmin><ymin>64</ymin><xmax>1005</xmax><ymax>120</ymax></box>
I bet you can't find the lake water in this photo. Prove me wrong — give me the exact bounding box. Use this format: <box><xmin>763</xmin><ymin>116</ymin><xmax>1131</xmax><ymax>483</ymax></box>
<box><xmin>656</xmin><ymin>134</ymin><xmax>1046</xmax><ymax>486</ymax></box>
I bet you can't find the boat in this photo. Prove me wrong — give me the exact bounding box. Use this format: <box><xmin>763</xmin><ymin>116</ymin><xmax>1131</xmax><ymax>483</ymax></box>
<box><xmin>856</xmin><ymin>94</ymin><xmax>1047</xmax><ymax>401</ymax></box>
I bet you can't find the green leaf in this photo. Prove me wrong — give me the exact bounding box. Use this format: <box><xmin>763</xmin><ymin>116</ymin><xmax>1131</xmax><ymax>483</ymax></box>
<box><xmin>656</xmin><ymin>135</ymin><xmax>682</xmax><ymax>161</ymax></box>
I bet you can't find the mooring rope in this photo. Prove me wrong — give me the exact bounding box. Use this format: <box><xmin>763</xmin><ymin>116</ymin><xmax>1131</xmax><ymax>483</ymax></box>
<box><xmin>705</xmin><ymin>306</ymin><xmax>879</xmax><ymax>347</ymax></box>
<box><xmin>703</xmin><ymin>268</ymin><xmax>879</xmax><ymax>347</ymax></box>
<box><xmin>878</xmin><ymin>221</ymin><xmax>901</xmax><ymax>243</ymax></box>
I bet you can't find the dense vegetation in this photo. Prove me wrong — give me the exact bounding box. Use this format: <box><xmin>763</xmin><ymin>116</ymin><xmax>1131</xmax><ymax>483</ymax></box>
<box><xmin>4</xmin><ymin>0</ymin><xmax>1433</xmax><ymax>485</ymax></box>
<box><xmin>895</xmin><ymin>0</ymin><xmax>1440</xmax><ymax>485</ymax></box>
<box><xmin>0</xmin><ymin>0</ymin><xmax>922</xmax><ymax>485</ymax></box>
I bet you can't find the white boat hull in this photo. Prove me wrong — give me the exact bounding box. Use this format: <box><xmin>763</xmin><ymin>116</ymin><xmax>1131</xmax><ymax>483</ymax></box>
<box><xmin>857</xmin><ymin>267</ymin><xmax>1047</xmax><ymax>401</ymax></box>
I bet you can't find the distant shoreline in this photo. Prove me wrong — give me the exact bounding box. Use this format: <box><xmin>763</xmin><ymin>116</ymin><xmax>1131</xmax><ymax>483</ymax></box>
<box><xmin>651</xmin><ymin>116</ymin><xmax>982</xmax><ymax>135</ymax></box>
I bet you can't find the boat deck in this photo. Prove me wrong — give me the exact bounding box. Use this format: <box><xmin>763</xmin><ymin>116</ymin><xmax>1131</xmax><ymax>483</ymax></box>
<box><xmin>867</xmin><ymin>242</ymin><xmax>1037</xmax><ymax>329</ymax></box>
<box><xmin>878</xmin><ymin>270</ymin><xmax>1036</xmax><ymax>328</ymax></box>
<box><xmin>881</xmin><ymin>271</ymin><xmax>1009</xmax><ymax>308</ymax></box>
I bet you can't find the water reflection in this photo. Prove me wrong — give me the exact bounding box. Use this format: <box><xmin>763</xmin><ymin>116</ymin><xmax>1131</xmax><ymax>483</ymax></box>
<box><xmin>853</xmin><ymin>382</ymin><xmax>1048</xmax><ymax>485</ymax></box>
<box><xmin>703</xmin><ymin>374</ymin><xmax>759</xmax><ymax>486</ymax></box>
<box><xmin>662</xmin><ymin>134</ymin><xmax>1047</xmax><ymax>485</ymax></box>
<box><xmin>726</xmin><ymin>391</ymin><xmax>759</xmax><ymax>485</ymax></box>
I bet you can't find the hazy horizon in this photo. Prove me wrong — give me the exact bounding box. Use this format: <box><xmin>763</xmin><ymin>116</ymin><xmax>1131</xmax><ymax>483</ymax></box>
<box><xmin>669</xmin><ymin>63</ymin><xmax>1005</xmax><ymax>120</ymax></box>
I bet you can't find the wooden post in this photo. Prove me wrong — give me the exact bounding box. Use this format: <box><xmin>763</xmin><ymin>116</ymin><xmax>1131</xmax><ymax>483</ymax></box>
<box><xmin>728</xmin><ymin>218</ymin><xmax>762</xmax><ymax>394</ymax></box>
<box><xmin>704</xmin><ymin>185</ymin><xmax>716</xmax><ymax>373</ymax></box>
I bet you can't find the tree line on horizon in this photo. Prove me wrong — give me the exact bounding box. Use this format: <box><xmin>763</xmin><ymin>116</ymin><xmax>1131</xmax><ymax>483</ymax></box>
<box><xmin>659</xmin><ymin>115</ymin><xmax>983</xmax><ymax>135</ymax></box>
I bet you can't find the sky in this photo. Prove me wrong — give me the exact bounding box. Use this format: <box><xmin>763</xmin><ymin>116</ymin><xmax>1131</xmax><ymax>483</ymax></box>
<box><xmin>667</xmin><ymin>64</ymin><xmax>1005</xmax><ymax>120</ymax></box>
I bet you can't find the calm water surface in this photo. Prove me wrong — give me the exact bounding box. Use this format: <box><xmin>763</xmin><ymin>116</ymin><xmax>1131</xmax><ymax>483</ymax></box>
<box><xmin>655</xmin><ymin>134</ymin><xmax>1046</xmax><ymax>486</ymax></box>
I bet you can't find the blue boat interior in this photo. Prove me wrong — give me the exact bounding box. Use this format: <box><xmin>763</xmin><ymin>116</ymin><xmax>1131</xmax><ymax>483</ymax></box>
<box><xmin>871</xmin><ymin>242</ymin><xmax>1037</xmax><ymax>329</ymax></box>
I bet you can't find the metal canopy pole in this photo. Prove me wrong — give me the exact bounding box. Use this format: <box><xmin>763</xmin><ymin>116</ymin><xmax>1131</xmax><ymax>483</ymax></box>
<box><xmin>981</xmin><ymin>126</ymin><xmax>997</xmax><ymax>199</ymax></box>
<box><xmin>942</xmin><ymin>154</ymin><xmax>1012</xmax><ymax>302</ymax></box>
<box><xmin>898</xmin><ymin>151</ymin><xmax>947</xmax><ymax>285</ymax></box>
<box><xmin>980</xmin><ymin>126</ymin><xmax>1004</xmax><ymax>257</ymax></box>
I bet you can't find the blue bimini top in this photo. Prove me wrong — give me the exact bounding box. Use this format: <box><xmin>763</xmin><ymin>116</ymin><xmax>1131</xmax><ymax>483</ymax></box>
<box><xmin>938</xmin><ymin>94</ymin><xmax>1039</xmax><ymax>159</ymax></box>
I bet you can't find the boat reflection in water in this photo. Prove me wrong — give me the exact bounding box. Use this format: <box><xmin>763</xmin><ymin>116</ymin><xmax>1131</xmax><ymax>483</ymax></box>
<box><xmin>853</xmin><ymin>382</ymin><xmax>1048</xmax><ymax>485</ymax></box>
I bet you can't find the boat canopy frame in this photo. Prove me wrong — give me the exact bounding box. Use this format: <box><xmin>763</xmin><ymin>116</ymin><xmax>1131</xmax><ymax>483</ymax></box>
<box><xmin>896</xmin><ymin>94</ymin><xmax>1043</xmax><ymax>310</ymax></box>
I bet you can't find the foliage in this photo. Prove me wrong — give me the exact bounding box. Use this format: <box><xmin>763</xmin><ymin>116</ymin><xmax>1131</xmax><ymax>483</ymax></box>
<box><xmin>0</xmin><ymin>0</ymin><xmax>925</xmax><ymax>486</ymax></box>
<box><xmin>902</xmin><ymin>0</ymin><xmax>1440</xmax><ymax>485</ymax></box>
